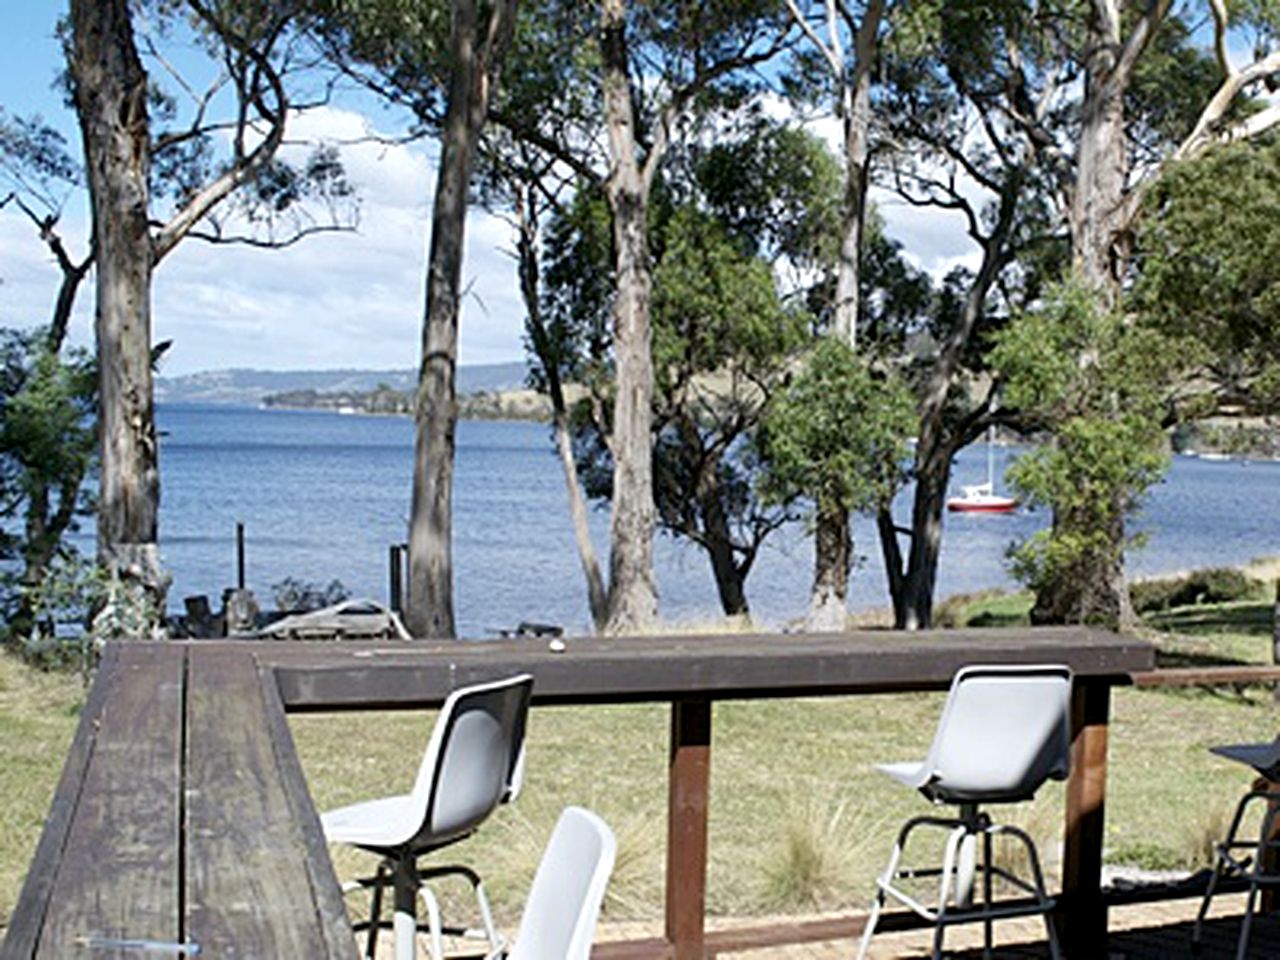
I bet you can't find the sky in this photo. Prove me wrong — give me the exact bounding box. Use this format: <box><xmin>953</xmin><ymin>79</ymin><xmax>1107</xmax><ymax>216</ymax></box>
<box><xmin>0</xmin><ymin>5</ymin><xmax>976</xmax><ymax>378</ymax></box>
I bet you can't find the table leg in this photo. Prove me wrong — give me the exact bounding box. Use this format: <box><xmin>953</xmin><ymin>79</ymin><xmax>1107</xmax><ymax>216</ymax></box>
<box><xmin>666</xmin><ymin>698</ymin><xmax>712</xmax><ymax>960</ymax></box>
<box><xmin>1061</xmin><ymin>680</ymin><xmax>1111</xmax><ymax>958</ymax></box>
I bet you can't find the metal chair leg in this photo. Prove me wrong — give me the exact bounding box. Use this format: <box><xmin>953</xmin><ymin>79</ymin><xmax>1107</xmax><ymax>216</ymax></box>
<box><xmin>982</xmin><ymin>828</ymin><xmax>994</xmax><ymax>960</ymax></box>
<box><xmin>855</xmin><ymin>887</ymin><xmax>886</xmax><ymax>960</ymax></box>
<box><xmin>366</xmin><ymin>861</ymin><xmax>387</xmax><ymax>960</ymax></box>
<box><xmin>418</xmin><ymin>882</ymin><xmax>445</xmax><ymax>960</ymax></box>
<box><xmin>392</xmin><ymin>857</ymin><xmax>420</xmax><ymax>960</ymax></box>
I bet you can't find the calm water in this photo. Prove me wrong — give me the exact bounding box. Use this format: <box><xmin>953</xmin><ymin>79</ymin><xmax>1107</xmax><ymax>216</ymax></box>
<box><xmin>100</xmin><ymin>404</ymin><xmax>1280</xmax><ymax>637</ymax></box>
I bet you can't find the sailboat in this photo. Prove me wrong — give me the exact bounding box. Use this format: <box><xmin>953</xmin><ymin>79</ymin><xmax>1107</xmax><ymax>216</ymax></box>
<box><xmin>946</xmin><ymin>427</ymin><xmax>1017</xmax><ymax>514</ymax></box>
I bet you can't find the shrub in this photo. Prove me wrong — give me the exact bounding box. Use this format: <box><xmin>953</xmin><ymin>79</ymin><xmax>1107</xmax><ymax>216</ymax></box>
<box><xmin>1131</xmin><ymin>567</ymin><xmax>1262</xmax><ymax>614</ymax></box>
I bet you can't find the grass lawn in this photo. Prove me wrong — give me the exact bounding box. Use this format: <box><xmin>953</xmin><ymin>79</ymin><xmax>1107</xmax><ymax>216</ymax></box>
<box><xmin>2</xmin><ymin>591</ymin><xmax>1278</xmax><ymax>935</ymax></box>
<box><xmin>0</xmin><ymin>654</ymin><xmax>86</xmax><ymax>926</ymax></box>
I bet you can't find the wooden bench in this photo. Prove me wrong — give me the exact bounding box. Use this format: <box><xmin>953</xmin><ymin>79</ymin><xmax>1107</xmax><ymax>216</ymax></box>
<box><xmin>2</xmin><ymin>627</ymin><xmax>1153</xmax><ymax>959</ymax></box>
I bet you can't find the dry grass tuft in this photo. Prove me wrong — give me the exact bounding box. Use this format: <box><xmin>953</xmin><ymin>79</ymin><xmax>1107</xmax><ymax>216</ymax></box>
<box><xmin>757</xmin><ymin>790</ymin><xmax>885</xmax><ymax>912</ymax></box>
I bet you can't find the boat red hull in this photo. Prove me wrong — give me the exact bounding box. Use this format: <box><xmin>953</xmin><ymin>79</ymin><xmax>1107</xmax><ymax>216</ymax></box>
<box><xmin>947</xmin><ymin>499</ymin><xmax>1017</xmax><ymax>514</ymax></box>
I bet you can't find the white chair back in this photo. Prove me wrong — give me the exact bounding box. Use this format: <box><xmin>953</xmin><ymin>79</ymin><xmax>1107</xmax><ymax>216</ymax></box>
<box><xmin>923</xmin><ymin>664</ymin><xmax>1071</xmax><ymax>802</ymax></box>
<box><xmin>408</xmin><ymin>673</ymin><xmax>533</xmax><ymax>848</ymax></box>
<box><xmin>509</xmin><ymin>806</ymin><xmax>616</xmax><ymax>960</ymax></box>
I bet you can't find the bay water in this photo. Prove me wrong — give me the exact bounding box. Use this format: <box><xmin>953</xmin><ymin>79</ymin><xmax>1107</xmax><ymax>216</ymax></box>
<box><xmin>116</xmin><ymin>404</ymin><xmax>1280</xmax><ymax>637</ymax></box>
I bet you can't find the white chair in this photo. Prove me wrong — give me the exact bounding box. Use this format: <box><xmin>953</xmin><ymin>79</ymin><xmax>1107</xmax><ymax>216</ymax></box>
<box><xmin>322</xmin><ymin>673</ymin><xmax>533</xmax><ymax>960</ymax></box>
<box><xmin>1192</xmin><ymin>739</ymin><xmax>1280</xmax><ymax>959</ymax></box>
<box><xmin>857</xmin><ymin>664</ymin><xmax>1072</xmax><ymax>960</ymax></box>
<box><xmin>508</xmin><ymin>806</ymin><xmax>617</xmax><ymax>960</ymax></box>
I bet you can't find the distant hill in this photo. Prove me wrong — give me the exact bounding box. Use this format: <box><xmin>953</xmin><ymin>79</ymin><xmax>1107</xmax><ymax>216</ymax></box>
<box><xmin>155</xmin><ymin>362</ymin><xmax>529</xmax><ymax>406</ymax></box>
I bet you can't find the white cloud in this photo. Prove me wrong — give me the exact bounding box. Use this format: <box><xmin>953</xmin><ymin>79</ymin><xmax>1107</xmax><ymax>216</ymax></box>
<box><xmin>0</xmin><ymin>104</ymin><xmax>528</xmax><ymax>375</ymax></box>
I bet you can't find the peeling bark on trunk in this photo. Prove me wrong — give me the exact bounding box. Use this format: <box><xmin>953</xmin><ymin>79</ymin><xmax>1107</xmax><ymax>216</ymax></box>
<box><xmin>406</xmin><ymin>0</ymin><xmax>516</xmax><ymax>639</ymax></box>
<box><xmin>601</xmin><ymin>0</ymin><xmax>658</xmax><ymax>634</ymax></box>
<box><xmin>70</xmin><ymin>0</ymin><xmax>165</xmax><ymax>602</ymax></box>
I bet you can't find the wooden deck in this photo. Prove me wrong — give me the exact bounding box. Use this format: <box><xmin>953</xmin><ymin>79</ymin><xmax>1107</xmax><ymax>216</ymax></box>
<box><xmin>1</xmin><ymin>627</ymin><xmax>1169</xmax><ymax>959</ymax></box>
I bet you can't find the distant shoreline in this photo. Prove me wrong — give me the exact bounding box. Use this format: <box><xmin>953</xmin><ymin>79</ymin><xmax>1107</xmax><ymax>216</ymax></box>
<box><xmin>259</xmin><ymin>386</ymin><xmax>555</xmax><ymax>422</ymax></box>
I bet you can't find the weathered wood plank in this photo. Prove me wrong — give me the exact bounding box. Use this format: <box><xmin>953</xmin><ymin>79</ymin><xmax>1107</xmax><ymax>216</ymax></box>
<box><xmin>266</xmin><ymin>628</ymin><xmax>1152</xmax><ymax>711</ymax></box>
<box><xmin>1131</xmin><ymin>666</ymin><xmax>1280</xmax><ymax>687</ymax></box>
<box><xmin>256</xmin><ymin>661</ymin><xmax>355</xmax><ymax>957</ymax></box>
<box><xmin>184</xmin><ymin>646</ymin><xmax>352</xmax><ymax>958</ymax></box>
<box><xmin>1</xmin><ymin>645</ymin><xmax>120</xmax><ymax>960</ymax></box>
<box><xmin>34</xmin><ymin>643</ymin><xmax>186</xmax><ymax>958</ymax></box>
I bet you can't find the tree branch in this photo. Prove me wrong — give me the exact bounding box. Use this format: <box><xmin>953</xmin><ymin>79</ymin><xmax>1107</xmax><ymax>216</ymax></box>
<box><xmin>152</xmin><ymin>1</ymin><xmax>289</xmax><ymax>262</ymax></box>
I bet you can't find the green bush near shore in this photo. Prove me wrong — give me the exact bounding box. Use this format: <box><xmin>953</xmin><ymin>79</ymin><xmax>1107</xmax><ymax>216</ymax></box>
<box><xmin>2</xmin><ymin>580</ymin><xmax>1278</xmax><ymax>932</ymax></box>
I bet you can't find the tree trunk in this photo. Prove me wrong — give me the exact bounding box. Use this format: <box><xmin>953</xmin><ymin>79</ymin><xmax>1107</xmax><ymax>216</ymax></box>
<box><xmin>807</xmin><ymin>498</ymin><xmax>850</xmax><ymax>631</ymax></box>
<box><xmin>900</xmin><ymin>455</ymin><xmax>950</xmax><ymax>629</ymax></box>
<box><xmin>807</xmin><ymin>0</ymin><xmax>883</xmax><ymax>629</ymax></box>
<box><xmin>1043</xmin><ymin>0</ymin><xmax>1138</xmax><ymax>627</ymax></box>
<box><xmin>70</xmin><ymin>0</ymin><xmax>166</xmax><ymax>604</ymax></box>
<box><xmin>698</xmin><ymin>480</ymin><xmax>750</xmax><ymax>621</ymax></box>
<box><xmin>1031</xmin><ymin>506</ymin><xmax>1135</xmax><ymax>629</ymax></box>
<box><xmin>1071</xmin><ymin>6</ymin><xmax>1128</xmax><ymax>303</ymax></box>
<box><xmin>876</xmin><ymin>506</ymin><xmax>907</xmax><ymax>627</ymax></box>
<box><xmin>553</xmin><ymin>409</ymin><xmax>609</xmax><ymax>629</ymax></box>
<box><xmin>405</xmin><ymin>0</ymin><xmax>516</xmax><ymax>638</ymax></box>
<box><xmin>829</xmin><ymin>0</ymin><xmax>884</xmax><ymax>348</ymax></box>
<box><xmin>515</xmin><ymin>180</ymin><xmax>608</xmax><ymax>631</ymax></box>
<box><xmin>601</xmin><ymin>0</ymin><xmax>658</xmax><ymax>634</ymax></box>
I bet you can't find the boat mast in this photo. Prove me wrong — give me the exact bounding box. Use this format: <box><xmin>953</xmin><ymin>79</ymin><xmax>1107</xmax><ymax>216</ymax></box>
<box><xmin>987</xmin><ymin>425</ymin><xmax>995</xmax><ymax>490</ymax></box>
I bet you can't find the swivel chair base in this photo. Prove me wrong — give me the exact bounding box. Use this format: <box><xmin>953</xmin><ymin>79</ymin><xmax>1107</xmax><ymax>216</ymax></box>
<box><xmin>858</xmin><ymin>803</ymin><xmax>1062</xmax><ymax>960</ymax></box>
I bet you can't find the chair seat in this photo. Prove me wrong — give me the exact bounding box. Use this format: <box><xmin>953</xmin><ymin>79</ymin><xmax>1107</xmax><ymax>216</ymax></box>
<box><xmin>322</xmin><ymin>794</ymin><xmax>419</xmax><ymax>850</ymax></box>
<box><xmin>876</xmin><ymin>761</ymin><xmax>929</xmax><ymax>789</ymax></box>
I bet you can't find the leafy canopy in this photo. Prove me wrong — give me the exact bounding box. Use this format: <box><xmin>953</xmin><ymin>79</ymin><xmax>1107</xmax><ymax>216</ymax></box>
<box><xmin>759</xmin><ymin>339</ymin><xmax>915</xmax><ymax>516</ymax></box>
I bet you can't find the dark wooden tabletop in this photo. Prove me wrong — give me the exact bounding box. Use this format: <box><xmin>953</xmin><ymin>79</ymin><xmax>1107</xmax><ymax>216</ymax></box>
<box><xmin>1</xmin><ymin>627</ymin><xmax>1153</xmax><ymax>960</ymax></box>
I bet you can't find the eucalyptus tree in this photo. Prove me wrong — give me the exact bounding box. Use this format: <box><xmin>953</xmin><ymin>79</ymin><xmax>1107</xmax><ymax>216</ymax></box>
<box><xmin>1132</xmin><ymin>137</ymin><xmax>1280</xmax><ymax>414</ymax></box>
<box><xmin>1017</xmin><ymin>0</ymin><xmax>1280</xmax><ymax>625</ymax></box>
<box><xmin>868</xmin><ymin>0</ymin><xmax>1069</xmax><ymax>629</ymax></box>
<box><xmin>473</xmin><ymin>3</ymin><xmax>611</xmax><ymax>629</ymax></box>
<box><xmin>593</xmin><ymin>1</ymin><xmax>794</xmax><ymax>632</ymax></box>
<box><xmin>540</xmin><ymin>119</ymin><xmax>833</xmax><ymax>621</ymax></box>
<box><xmin>990</xmin><ymin>281</ymin><xmax>1182</xmax><ymax>626</ymax></box>
<box><xmin>311</xmin><ymin>0</ymin><xmax>518</xmax><ymax>638</ymax></box>
<box><xmin>758</xmin><ymin>338</ymin><xmax>915</xmax><ymax>602</ymax></box>
<box><xmin>781</xmin><ymin>0</ymin><xmax>890</xmax><ymax>630</ymax></box>
<box><xmin>63</xmin><ymin>0</ymin><xmax>355</xmax><ymax>616</ymax></box>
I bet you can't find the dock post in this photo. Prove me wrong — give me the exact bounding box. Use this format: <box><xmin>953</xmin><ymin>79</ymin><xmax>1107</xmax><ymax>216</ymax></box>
<box><xmin>389</xmin><ymin>545</ymin><xmax>404</xmax><ymax>613</ymax></box>
<box><xmin>236</xmin><ymin>521</ymin><xmax>246</xmax><ymax>590</ymax></box>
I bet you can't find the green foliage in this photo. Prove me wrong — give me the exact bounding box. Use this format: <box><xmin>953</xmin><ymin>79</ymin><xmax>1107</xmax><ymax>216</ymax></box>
<box><xmin>991</xmin><ymin>282</ymin><xmax>1175</xmax><ymax>602</ymax></box>
<box><xmin>0</xmin><ymin>329</ymin><xmax>96</xmax><ymax>647</ymax></box>
<box><xmin>1133</xmin><ymin>138</ymin><xmax>1280</xmax><ymax>411</ymax></box>
<box><xmin>758</xmin><ymin>339</ymin><xmax>915</xmax><ymax>515</ymax></box>
<box><xmin>1130</xmin><ymin>568</ymin><xmax>1264</xmax><ymax>615</ymax></box>
<box><xmin>651</xmin><ymin>208</ymin><xmax>802</xmax><ymax>393</ymax></box>
<box><xmin>693</xmin><ymin>119</ymin><xmax>842</xmax><ymax>268</ymax></box>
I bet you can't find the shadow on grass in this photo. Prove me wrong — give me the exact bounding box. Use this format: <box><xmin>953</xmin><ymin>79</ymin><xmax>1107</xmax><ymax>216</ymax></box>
<box><xmin>1146</xmin><ymin>602</ymin><xmax>1274</xmax><ymax>638</ymax></box>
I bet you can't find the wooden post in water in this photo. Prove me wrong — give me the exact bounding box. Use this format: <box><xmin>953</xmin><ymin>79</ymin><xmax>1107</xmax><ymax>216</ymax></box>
<box><xmin>236</xmin><ymin>521</ymin><xmax>246</xmax><ymax>590</ymax></box>
<box><xmin>389</xmin><ymin>545</ymin><xmax>404</xmax><ymax>613</ymax></box>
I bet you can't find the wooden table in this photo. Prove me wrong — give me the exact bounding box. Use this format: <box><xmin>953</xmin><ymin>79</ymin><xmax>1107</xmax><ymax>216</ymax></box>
<box><xmin>2</xmin><ymin>626</ymin><xmax>1151</xmax><ymax>959</ymax></box>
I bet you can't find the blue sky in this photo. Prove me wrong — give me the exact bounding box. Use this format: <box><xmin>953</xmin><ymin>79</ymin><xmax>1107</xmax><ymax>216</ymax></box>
<box><xmin>0</xmin><ymin>5</ymin><xmax>530</xmax><ymax>376</ymax></box>
<box><xmin>0</xmin><ymin>5</ymin><xmax>975</xmax><ymax>377</ymax></box>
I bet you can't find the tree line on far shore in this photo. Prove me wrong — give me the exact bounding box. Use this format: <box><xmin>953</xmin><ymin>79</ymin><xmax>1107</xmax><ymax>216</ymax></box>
<box><xmin>3</xmin><ymin>0</ymin><xmax>1280</xmax><ymax>648</ymax></box>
